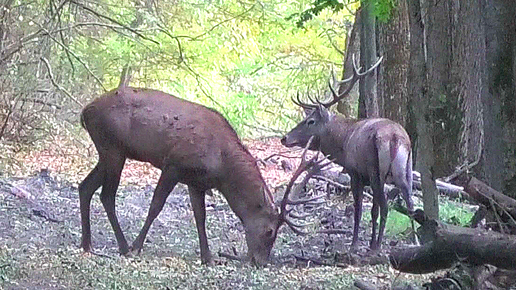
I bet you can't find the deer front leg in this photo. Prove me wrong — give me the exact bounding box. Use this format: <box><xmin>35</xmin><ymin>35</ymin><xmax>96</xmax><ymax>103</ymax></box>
<box><xmin>131</xmin><ymin>167</ymin><xmax>177</xmax><ymax>254</ymax></box>
<box><xmin>188</xmin><ymin>186</ymin><xmax>212</xmax><ymax>265</ymax></box>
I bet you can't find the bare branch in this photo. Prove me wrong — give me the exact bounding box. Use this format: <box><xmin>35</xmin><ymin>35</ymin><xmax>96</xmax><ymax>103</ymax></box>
<box><xmin>35</xmin><ymin>22</ymin><xmax>107</xmax><ymax>92</ymax></box>
<box><xmin>70</xmin><ymin>0</ymin><xmax>160</xmax><ymax>46</ymax></box>
<box><xmin>40</xmin><ymin>57</ymin><xmax>81</xmax><ymax>106</ymax></box>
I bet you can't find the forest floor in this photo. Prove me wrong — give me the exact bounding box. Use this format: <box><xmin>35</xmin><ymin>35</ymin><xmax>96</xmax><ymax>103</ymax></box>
<box><xmin>0</xmin><ymin>137</ymin><xmax>438</xmax><ymax>289</ymax></box>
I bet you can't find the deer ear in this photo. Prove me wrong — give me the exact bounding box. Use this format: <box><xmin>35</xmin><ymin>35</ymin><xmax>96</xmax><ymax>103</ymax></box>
<box><xmin>316</xmin><ymin>104</ymin><xmax>331</xmax><ymax>122</ymax></box>
<box><xmin>303</xmin><ymin>107</ymin><xmax>313</xmax><ymax>116</ymax></box>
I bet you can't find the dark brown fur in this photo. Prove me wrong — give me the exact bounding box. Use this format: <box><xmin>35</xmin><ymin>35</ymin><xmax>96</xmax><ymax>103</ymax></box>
<box><xmin>79</xmin><ymin>86</ymin><xmax>279</xmax><ymax>265</ymax></box>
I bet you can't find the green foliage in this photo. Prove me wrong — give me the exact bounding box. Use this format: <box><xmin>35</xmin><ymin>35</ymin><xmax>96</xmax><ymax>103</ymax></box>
<box><xmin>439</xmin><ymin>198</ymin><xmax>475</xmax><ymax>227</ymax></box>
<box><xmin>375</xmin><ymin>0</ymin><xmax>396</xmax><ymax>22</ymax></box>
<box><xmin>286</xmin><ymin>0</ymin><xmax>345</xmax><ymax>28</ymax></box>
<box><xmin>60</xmin><ymin>0</ymin><xmax>350</xmax><ymax>137</ymax></box>
<box><xmin>287</xmin><ymin>0</ymin><xmax>396</xmax><ymax>29</ymax></box>
<box><xmin>0</xmin><ymin>0</ymin><xmax>354</xmax><ymax>146</ymax></box>
<box><xmin>222</xmin><ymin>93</ymin><xmax>258</xmax><ymax>136</ymax></box>
<box><xmin>385</xmin><ymin>210</ymin><xmax>412</xmax><ymax>236</ymax></box>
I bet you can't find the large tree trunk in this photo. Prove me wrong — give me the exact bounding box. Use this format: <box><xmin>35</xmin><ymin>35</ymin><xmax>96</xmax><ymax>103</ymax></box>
<box><xmin>482</xmin><ymin>0</ymin><xmax>516</xmax><ymax>197</ymax></box>
<box><xmin>449</xmin><ymin>0</ymin><xmax>485</xmax><ymax>178</ymax></box>
<box><xmin>377</xmin><ymin>0</ymin><xmax>410</xmax><ymax>127</ymax></box>
<box><xmin>426</xmin><ymin>0</ymin><xmax>460</xmax><ymax>178</ymax></box>
<box><xmin>358</xmin><ymin>0</ymin><xmax>379</xmax><ymax>118</ymax></box>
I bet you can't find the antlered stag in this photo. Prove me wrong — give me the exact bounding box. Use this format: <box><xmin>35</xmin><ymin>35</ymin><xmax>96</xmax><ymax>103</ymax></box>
<box><xmin>281</xmin><ymin>56</ymin><xmax>414</xmax><ymax>250</ymax></box>
<box><xmin>79</xmin><ymin>82</ymin><xmax>310</xmax><ymax>265</ymax></box>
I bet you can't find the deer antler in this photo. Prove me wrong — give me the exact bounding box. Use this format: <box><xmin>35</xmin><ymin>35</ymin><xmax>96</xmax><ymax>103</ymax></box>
<box><xmin>292</xmin><ymin>91</ymin><xmax>318</xmax><ymax>111</ymax></box>
<box><xmin>278</xmin><ymin>136</ymin><xmax>331</xmax><ymax>235</ymax></box>
<box><xmin>321</xmin><ymin>54</ymin><xmax>383</xmax><ymax>108</ymax></box>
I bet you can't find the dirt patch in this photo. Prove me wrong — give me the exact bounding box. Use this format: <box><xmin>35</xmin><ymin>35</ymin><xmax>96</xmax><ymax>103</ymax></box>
<box><xmin>0</xmin><ymin>138</ymin><xmax>428</xmax><ymax>289</ymax></box>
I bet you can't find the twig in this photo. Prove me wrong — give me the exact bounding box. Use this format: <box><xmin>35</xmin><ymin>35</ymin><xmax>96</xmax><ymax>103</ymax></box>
<box><xmin>443</xmin><ymin>155</ymin><xmax>481</xmax><ymax>183</ymax></box>
<box><xmin>90</xmin><ymin>251</ymin><xmax>115</xmax><ymax>259</ymax></box>
<box><xmin>40</xmin><ymin>57</ymin><xmax>81</xmax><ymax>106</ymax></box>
<box><xmin>21</xmin><ymin>98</ymin><xmax>62</xmax><ymax>109</ymax></box>
<box><xmin>262</xmin><ymin>150</ymin><xmax>302</xmax><ymax>162</ymax></box>
<box><xmin>324</xmin><ymin>29</ymin><xmax>346</xmax><ymax>57</ymax></box>
<box><xmin>70</xmin><ymin>0</ymin><xmax>160</xmax><ymax>46</ymax></box>
<box><xmin>312</xmin><ymin>175</ymin><xmax>349</xmax><ymax>189</ymax></box>
<box><xmin>490</xmin><ymin>198</ymin><xmax>506</xmax><ymax>235</ymax></box>
<box><xmin>35</xmin><ymin>21</ymin><xmax>107</xmax><ymax>92</ymax></box>
<box><xmin>318</xmin><ymin>229</ymin><xmax>348</xmax><ymax>235</ymax></box>
<box><xmin>294</xmin><ymin>255</ymin><xmax>347</xmax><ymax>268</ymax></box>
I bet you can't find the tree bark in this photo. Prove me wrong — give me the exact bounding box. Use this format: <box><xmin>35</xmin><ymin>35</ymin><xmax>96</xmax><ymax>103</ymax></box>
<box><xmin>337</xmin><ymin>8</ymin><xmax>361</xmax><ymax>118</ymax></box>
<box><xmin>426</xmin><ymin>0</ymin><xmax>460</xmax><ymax>178</ymax></box>
<box><xmin>481</xmin><ymin>0</ymin><xmax>516</xmax><ymax>196</ymax></box>
<box><xmin>358</xmin><ymin>0</ymin><xmax>379</xmax><ymax>118</ymax></box>
<box><xmin>377</xmin><ymin>0</ymin><xmax>410</xmax><ymax>127</ymax></box>
<box><xmin>449</xmin><ymin>0</ymin><xmax>485</xmax><ymax>177</ymax></box>
<box><xmin>406</xmin><ymin>0</ymin><xmax>440</xmax><ymax>219</ymax></box>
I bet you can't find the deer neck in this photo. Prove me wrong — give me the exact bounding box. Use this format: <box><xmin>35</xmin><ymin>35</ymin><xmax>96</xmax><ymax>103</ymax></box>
<box><xmin>219</xmin><ymin>143</ymin><xmax>274</xmax><ymax>221</ymax></box>
<box><xmin>319</xmin><ymin>114</ymin><xmax>357</xmax><ymax>161</ymax></box>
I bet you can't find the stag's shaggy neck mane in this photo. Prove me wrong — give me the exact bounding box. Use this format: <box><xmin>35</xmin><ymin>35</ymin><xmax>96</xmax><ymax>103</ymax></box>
<box><xmin>319</xmin><ymin>114</ymin><xmax>357</xmax><ymax>159</ymax></box>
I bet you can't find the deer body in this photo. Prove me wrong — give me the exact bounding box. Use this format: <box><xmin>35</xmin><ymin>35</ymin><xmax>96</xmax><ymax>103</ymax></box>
<box><xmin>79</xmin><ymin>86</ymin><xmax>280</xmax><ymax>265</ymax></box>
<box><xmin>282</xmin><ymin>111</ymin><xmax>414</xmax><ymax>250</ymax></box>
<box><xmin>281</xmin><ymin>55</ymin><xmax>414</xmax><ymax>250</ymax></box>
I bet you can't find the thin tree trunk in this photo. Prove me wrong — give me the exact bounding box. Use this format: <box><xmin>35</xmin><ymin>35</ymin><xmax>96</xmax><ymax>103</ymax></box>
<box><xmin>337</xmin><ymin>8</ymin><xmax>361</xmax><ymax>118</ymax></box>
<box><xmin>358</xmin><ymin>0</ymin><xmax>379</xmax><ymax>118</ymax></box>
<box><xmin>406</xmin><ymin>0</ymin><xmax>439</xmax><ymax>219</ymax></box>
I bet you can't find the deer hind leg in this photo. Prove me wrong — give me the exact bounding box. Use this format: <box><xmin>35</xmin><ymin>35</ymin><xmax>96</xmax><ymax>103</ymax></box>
<box><xmin>188</xmin><ymin>186</ymin><xmax>212</xmax><ymax>265</ymax></box>
<box><xmin>370</xmin><ymin>195</ymin><xmax>379</xmax><ymax>249</ymax></box>
<box><xmin>350</xmin><ymin>172</ymin><xmax>365</xmax><ymax>251</ymax></box>
<box><xmin>131</xmin><ymin>166</ymin><xmax>178</xmax><ymax>254</ymax></box>
<box><xmin>97</xmin><ymin>153</ymin><xmax>128</xmax><ymax>254</ymax></box>
<box><xmin>79</xmin><ymin>164</ymin><xmax>103</xmax><ymax>253</ymax></box>
<box><xmin>392</xmin><ymin>147</ymin><xmax>414</xmax><ymax>212</ymax></box>
<box><xmin>372</xmin><ymin>186</ymin><xmax>387</xmax><ymax>250</ymax></box>
<box><xmin>370</xmin><ymin>169</ymin><xmax>386</xmax><ymax>250</ymax></box>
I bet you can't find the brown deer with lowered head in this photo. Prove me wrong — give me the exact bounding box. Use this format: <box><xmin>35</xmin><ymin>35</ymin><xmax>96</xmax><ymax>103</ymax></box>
<box><xmin>281</xmin><ymin>56</ymin><xmax>414</xmax><ymax>250</ymax></box>
<box><xmin>79</xmin><ymin>82</ymin><xmax>313</xmax><ymax>265</ymax></box>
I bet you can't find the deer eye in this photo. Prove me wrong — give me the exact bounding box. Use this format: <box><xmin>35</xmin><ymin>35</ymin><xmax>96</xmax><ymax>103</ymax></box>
<box><xmin>265</xmin><ymin>228</ymin><xmax>274</xmax><ymax>238</ymax></box>
<box><xmin>306</xmin><ymin>119</ymin><xmax>316</xmax><ymax>126</ymax></box>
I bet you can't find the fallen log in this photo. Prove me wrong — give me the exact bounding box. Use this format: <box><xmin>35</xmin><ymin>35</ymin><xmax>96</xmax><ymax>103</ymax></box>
<box><xmin>389</xmin><ymin>210</ymin><xmax>516</xmax><ymax>274</ymax></box>
<box><xmin>456</xmin><ymin>176</ymin><xmax>516</xmax><ymax>216</ymax></box>
<box><xmin>453</xmin><ymin>175</ymin><xmax>516</xmax><ymax>233</ymax></box>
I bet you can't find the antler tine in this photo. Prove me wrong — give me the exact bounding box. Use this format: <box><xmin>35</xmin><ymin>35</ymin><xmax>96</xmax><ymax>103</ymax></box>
<box><xmin>320</xmin><ymin>54</ymin><xmax>383</xmax><ymax>108</ymax></box>
<box><xmin>278</xmin><ymin>137</ymin><xmax>331</xmax><ymax>235</ymax></box>
<box><xmin>286</xmin><ymin>209</ymin><xmax>311</xmax><ymax>219</ymax></box>
<box><xmin>357</xmin><ymin>55</ymin><xmax>383</xmax><ymax>76</ymax></box>
<box><xmin>292</xmin><ymin>91</ymin><xmax>318</xmax><ymax>110</ymax></box>
<box><xmin>284</xmin><ymin>219</ymin><xmax>312</xmax><ymax>235</ymax></box>
<box><xmin>306</xmin><ymin>91</ymin><xmax>321</xmax><ymax>107</ymax></box>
